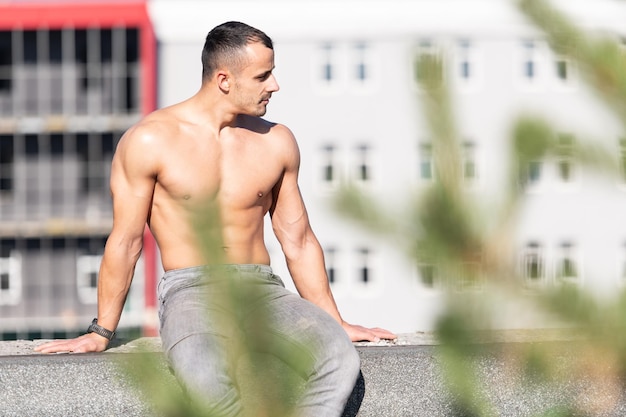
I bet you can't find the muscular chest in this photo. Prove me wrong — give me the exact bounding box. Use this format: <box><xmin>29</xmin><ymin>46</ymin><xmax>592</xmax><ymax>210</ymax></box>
<box><xmin>158</xmin><ymin>135</ymin><xmax>283</xmax><ymax>209</ymax></box>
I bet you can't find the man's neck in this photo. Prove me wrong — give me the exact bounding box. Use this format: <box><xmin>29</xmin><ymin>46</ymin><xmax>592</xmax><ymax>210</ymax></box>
<box><xmin>187</xmin><ymin>89</ymin><xmax>239</xmax><ymax>131</ymax></box>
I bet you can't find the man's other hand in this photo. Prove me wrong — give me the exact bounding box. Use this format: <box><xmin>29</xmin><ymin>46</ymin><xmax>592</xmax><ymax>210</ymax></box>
<box><xmin>34</xmin><ymin>333</ymin><xmax>109</xmax><ymax>354</ymax></box>
<box><xmin>342</xmin><ymin>322</ymin><xmax>397</xmax><ymax>343</ymax></box>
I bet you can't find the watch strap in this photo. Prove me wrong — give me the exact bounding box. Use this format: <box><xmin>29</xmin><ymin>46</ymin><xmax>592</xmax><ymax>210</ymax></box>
<box><xmin>87</xmin><ymin>318</ymin><xmax>116</xmax><ymax>340</ymax></box>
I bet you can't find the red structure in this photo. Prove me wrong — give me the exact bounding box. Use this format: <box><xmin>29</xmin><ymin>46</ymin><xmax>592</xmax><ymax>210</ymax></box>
<box><xmin>0</xmin><ymin>1</ymin><xmax>158</xmax><ymax>337</ymax></box>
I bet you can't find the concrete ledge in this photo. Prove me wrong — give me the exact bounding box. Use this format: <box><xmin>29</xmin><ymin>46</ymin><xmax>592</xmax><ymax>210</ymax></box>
<box><xmin>1</xmin><ymin>332</ymin><xmax>625</xmax><ymax>416</ymax></box>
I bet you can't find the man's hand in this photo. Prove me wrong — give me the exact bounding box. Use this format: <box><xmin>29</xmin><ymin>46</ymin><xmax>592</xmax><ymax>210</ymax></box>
<box><xmin>34</xmin><ymin>333</ymin><xmax>109</xmax><ymax>354</ymax></box>
<box><xmin>342</xmin><ymin>322</ymin><xmax>397</xmax><ymax>343</ymax></box>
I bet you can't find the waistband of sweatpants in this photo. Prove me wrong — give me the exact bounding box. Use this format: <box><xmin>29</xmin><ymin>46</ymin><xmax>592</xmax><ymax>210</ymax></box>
<box><xmin>162</xmin><ymin>264</ymin><xmax>273</xmax><ymax>280</ymax></box>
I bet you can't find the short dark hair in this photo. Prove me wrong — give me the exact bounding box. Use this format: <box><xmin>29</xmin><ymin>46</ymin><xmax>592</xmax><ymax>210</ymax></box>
<box><xmin>201</xmin><ymin>21</ymin><xmax>273</xmax><ymax>81</ymax></box>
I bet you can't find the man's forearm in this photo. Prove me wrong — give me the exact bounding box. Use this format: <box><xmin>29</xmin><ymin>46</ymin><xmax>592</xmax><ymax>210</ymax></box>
<box><xmin>287</xmin><ymin>250</ymin><xmax>344</xmax><ymax>325</ymax></box>
<box><xmin>94</xmin><ymin>248</ymin><xmax>140</xmax><ymax>333</ymax></box>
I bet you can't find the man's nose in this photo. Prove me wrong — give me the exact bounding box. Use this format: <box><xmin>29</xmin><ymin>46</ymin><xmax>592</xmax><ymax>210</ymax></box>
<box><xmin>268</xmin><ymin>74</ymin><xmax>280</xmax><ymax>92</ymax></box>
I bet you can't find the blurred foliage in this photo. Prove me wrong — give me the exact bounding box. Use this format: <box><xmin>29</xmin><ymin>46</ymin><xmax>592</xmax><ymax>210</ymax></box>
<box><xmin>122</xmin><ymin>0</ymin><xmax>626</xmax><ymax>414</ymax></box>
<box><xmin>334</xmin><ymin>0</ymin><xmax>626</xmax><ymax>415</ymax></box>
<box><xmin>519</xmin><ymin>0</ymin><xmax>626</xmax><ymax>126</ymax></box>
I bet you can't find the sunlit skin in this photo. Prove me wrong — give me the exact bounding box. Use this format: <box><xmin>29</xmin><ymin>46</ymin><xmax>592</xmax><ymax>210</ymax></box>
<box><xmin>36</xmin><ymin>41</ymin><xmax>396</xmax><ymax>354</ymax></box>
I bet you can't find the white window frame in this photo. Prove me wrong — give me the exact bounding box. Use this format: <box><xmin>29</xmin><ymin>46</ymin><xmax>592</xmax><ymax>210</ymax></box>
<box><xmin>322</xmin><ymin>244</ymin><xmax>349</xmax><ymax>296</ymax></box>
<box><xmin>322</xmin><ymin>143</ymin><xmax>339</xmax><ymax>186</ymax></box>
<box><xmin>352</xmin><ymin>246</ymin><xmax>382</xmax><ymax>297</ymax></box>
<box><xmin>353</xmin><ymin>143</ymin><xmax>373</xmax><ymax>185</ymax></box>
<box><xmin>520</xmin><ymin>242</ymin><xmax>546</xmax><ymax>288</ymax></box>
<box><xmin>552</xmin><ymin>52</ymin><xmax>578</xmax><ymax>91</ymax></box>
<box><xmin>462</xmin><ymin>140</ymin><xmax>480</xmax><ymax>188</ymax></box>
<box><xmin>315</xmin><ymin>143</ymin><xmax>342</xmax><ymax>194</ymax></box>
<box><xmin>348</xmin><ymin>41</ymin><xmax>379</xmax><ymax>93</ymax></box>
<box><xmin>521</xmin><ymin>159</ymin><xmax>546</xmax><ymax>193</ymax></box>
<box><xmin>454</xmin><ymin>39</ymin><xmax>483</xmax><ymax>93</ymax></box>
<box><xmin>515</xmin><ymin>39</ymin><xmax>548</xmax><ymax>91</ymax></box>
<box><xmin>523</xmin><ymin>40</ymin><xmax>538</xmax><ymax>80</ymax></box>
<box><xmin>418</xmin><ymin>141</ymin><xmax>435</xmax><ymax>183</ymax></box>
<box><xmin>555</xmin><ymin>133</ymin><xmax>578</xmax><ymax>190</ymax></box>
<box><xmin>312</xmin><ymin>42</ymin><xmax>346</xmax><ymax>93</ymax></box>
<box><xmin>325</xmin><ymin>246</ymin><xmax>338</xmax><ymax>285</ymax></box>
<box><xmin>356</xmin><ymin>247</ymin><xmax>372</xmax><ymax>285</ymax></box>
<box><xmin>0</xmin><ymin>251</ymin><xmax>22</xmax><ymax>306</ymax></box>
<box><xmin>555</xmin><ymin>241</ymin><xmax>581</xmax><ymax>285</ymax></box>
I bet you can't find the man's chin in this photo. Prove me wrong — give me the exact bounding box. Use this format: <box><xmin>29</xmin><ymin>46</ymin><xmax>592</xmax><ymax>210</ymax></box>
<box><xmin>240</xmin><ymin>105</ymin><xmax>268</xmax><ymax>118</ymax></box>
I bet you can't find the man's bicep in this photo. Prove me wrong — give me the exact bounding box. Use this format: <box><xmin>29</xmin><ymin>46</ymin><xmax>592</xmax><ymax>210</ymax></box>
<box><xmin>270</xmin><ymin>125</ymin><xmax>311</xmax><ymax>241</ymax></box>
<box><xmin>271</xmin><ymin>175</ymin><xmax>310</xmax><ymax>244</ymax></box>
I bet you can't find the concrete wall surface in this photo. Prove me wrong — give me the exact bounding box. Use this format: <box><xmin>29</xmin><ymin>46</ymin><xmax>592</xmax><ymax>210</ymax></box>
<box><xmin>1</xmin><ymin>331</ymin><xmax>625</xmax><ymax>417</ymax></box>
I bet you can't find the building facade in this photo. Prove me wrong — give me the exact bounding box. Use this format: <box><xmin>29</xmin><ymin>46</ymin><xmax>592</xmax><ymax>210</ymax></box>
<box><xmin>0</xmin><ymin>1</ymin><xmax>157</xmax><ymax>339</ymax></box>
<box><xmin>1</xmin><ymin>0</ymin><xmax>625</xmax><ymax>338</ymax></box>
<box><xmin>149</xmin><ymin>0</ymin><xmax>626</xmax><ymax>332</ymax></box>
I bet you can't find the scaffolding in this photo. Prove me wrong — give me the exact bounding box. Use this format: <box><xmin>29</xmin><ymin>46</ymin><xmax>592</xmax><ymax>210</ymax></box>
<box><xmin>0</xmin><ymin>2</ymin><xmax>156</xmax><ymax>339</ymax></box>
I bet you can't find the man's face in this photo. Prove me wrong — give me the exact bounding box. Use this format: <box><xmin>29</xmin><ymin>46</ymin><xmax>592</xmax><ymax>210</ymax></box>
<box><xmin>230</xmin><ymin>42</ymin><xmax>280</xmax><ymax>117</ymax></box>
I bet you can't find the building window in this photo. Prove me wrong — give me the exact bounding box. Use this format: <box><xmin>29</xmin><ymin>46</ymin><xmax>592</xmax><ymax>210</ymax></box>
<box><xmin>325</xmin><ymin>247</ymin><xmax>337</xmax><ymax>284</ymax></box>
<box><xmin>528</xmin><ymin>161</ymin><xmax>542</xmax><ymax>184</ymax></box>
<box><xmin>321</xmin><ymin>43</ymin><xmax>335</xmax><ymax>83</ymax></box>
<box><xmin>521</xmin><ymin>242</ymin><xmax>545</xmax><ymax>286</ymax></box>
<box><xmin>523</xmin><ymin>40</ymin><xmax>537</xmax><ymax>80</ymax></box>
<box><xmin>458</xmin><ymin>39</ymin><xmax>471</xmax><ymax>80</ymax></box>
<box><xmin>0</xmin><ymin>250</ymin><xmax>22</xmax><ymax>306</ymax></box>
<box><xmin>354</xmin><ymin>43</ymin><xmax>368</xmax><ymax>82</ymax></box>
<box><xmin>1</xmin><ymin>131</ymin><xmax>120</xmax><ymax>221</ymax></box>
<box><xmin>76</xmin><ymin>254</ymin><xmax>101</xmax><ymax>304</ymax></box>
<box><xmin>314</xmin><ymin>42</ymin><xmax>346</xmax><ymax>92</ymax></box>
<box><xmin>552</xmin><ymin>51</ymin><xmax>577</xmax><ymax>90</ymax></box>
<box><xmin>519</xmin><ymin>159</ymin><xmax>543</xmax><ymax>191</ymax></box>
<box><xmin>355</xmin><ymin>144</ymin><xmax>371</xmax><ymax>182</ymax></box>
<box><xmin>557</xmin><ymin>133</ymin><xmax>575</xmax><ymax>183</ymax></box>
<box><xmin>419</xmin><ymin>142</ymin><xmax>434</xmax><ymax>181</ymax></box>
<box><xmin>357</xmin><ymin>248</ymin><xmax>372</xmax><ymax>284</ymax></box>
<box><xmin>454</xmin><ymin>39</ymin><xmax>483</xmax><ymax>92</ymax></box>
<box><xmin>556</xmin><ymin>241</ymin><xmax>579</xmax><ymax>284</ymax></box>
<box><xmin>462</xmin><ymin>141</ymin><xmax>477</xmax><ymax>183</ymax></box>
<box><xmin>349</xmin><ymin>41</ymin><xmax>379</xmax><ymax>92</ymax></box>
<box><xmin>0</xmin><ymin>134</ymin><xmax>13</xmax><ymax>193</ymax></box>
<box><xmin>555</xmin><ymin>57</ymin><xmax>568</xmax><ymax>81</ymax></box>
<box><xmin>321</xmin><ymin>144</ymin><xmax>337</xmax><ymax>184</ymax></box>
<box><xmin>0</xmin><ymin>31</ymin><xmax>11</xmax><ymax>97</ymax></box>
<box><xmin>3</xmin><ymin>27</ymin><xmax>140</xmax><ymax>117</ymax></box>
<box><xmin>77</xmin><ymin>132</ymin><xmax>117</xmax><ymax>196</ymax></box>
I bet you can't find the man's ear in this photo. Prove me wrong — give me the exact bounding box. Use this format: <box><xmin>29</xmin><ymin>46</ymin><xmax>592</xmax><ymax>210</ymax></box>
<box><xmin>217</xmin><ymin>71</ymin><xmax>230</xmax><ymax>92</ymax></box>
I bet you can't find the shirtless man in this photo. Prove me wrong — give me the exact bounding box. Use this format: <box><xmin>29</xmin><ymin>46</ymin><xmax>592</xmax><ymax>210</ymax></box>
<box><xmin>36</xmin><ymin>21</ymin><xmax>395</xmax><ymax>416</ymax></box>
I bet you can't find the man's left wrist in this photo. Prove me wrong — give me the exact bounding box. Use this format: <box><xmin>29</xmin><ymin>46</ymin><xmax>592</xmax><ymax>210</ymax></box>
<box><xmin>86</xmin><ymin>318</ymin><xmax>116</xmax><ymax>341</ymax></box>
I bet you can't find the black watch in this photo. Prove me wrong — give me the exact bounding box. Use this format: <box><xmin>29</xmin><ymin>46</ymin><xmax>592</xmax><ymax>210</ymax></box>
<box><xmin>87</xmin><ymin>318</ymin><xmax>116</xmax><ymax>341</ymax></box>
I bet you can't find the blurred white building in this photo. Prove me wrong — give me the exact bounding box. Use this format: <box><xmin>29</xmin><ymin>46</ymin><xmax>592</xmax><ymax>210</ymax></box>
<box><xmin>148</xmin><ymin>0</ymin><xmax>626</xmax><ymax>333</ymax></box>
<box><xmin>2</xmin><ymin>0</ymin><xmax>625</xmax><ymax>338</ymax></box>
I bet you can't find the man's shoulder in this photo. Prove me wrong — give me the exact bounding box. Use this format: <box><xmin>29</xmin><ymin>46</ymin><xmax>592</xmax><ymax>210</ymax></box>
<box><xmin>236</xmin><ymin>115</ymin><xmax>292</xmax><ymax>137</ymax></box>
<box><xmin>123</xmin><ymin>108</ymin><xmax>179</xmax><ymax>144</ymax></box>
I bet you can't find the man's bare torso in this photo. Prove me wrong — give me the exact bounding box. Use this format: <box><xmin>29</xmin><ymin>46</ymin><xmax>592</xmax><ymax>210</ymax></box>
<box><xmin>130</xmin><ymin>103</ymin><xmax>289</xmax><ymax>271</ymax></box>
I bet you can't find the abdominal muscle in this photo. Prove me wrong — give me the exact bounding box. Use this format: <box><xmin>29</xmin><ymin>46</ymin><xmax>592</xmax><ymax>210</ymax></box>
<box><xmin>150</xmin><ymin>204</ymin><xmax>272</xmax><ymax>272</ymax></box>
